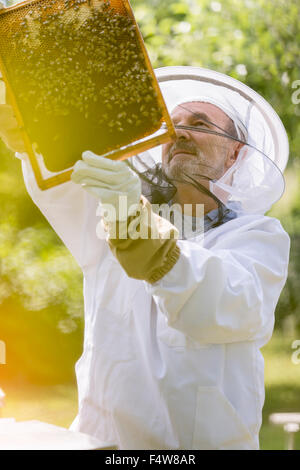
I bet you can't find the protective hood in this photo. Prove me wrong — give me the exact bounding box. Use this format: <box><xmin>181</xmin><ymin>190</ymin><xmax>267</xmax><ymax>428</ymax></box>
<box><xmin>131</xmin><ymin>66</ymin><xmax>289</xmax><ymax>215</ymax></box>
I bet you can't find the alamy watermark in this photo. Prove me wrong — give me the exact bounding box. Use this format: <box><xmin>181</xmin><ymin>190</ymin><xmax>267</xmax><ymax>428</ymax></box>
<box><xmin>291</xmin><ymin>339</ymin><xmax>300</xmax><ymax>365</ymax></box>
<box><xmin>0</xmin><ymin>340</ymin><xmax>6</xmax><ymax>365</ymax></box>
<box><xmin>291</xmin><ymin>80</ymin><xmax>300</xmax><ymax>105</ymax></box>
<box><xmin>96</xmin><ymin>196</ymin><xmax>205</xmax><ymax>241</ymax></box>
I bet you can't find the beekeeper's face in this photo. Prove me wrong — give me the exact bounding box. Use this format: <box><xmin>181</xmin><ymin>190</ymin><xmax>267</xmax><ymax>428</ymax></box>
<box><xmin>162</xmin><ymin>101</ymin><xmax>243</xmax><ymax>183</ymax></box>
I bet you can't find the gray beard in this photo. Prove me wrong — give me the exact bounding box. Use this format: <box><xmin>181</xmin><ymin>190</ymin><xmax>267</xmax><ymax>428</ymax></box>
<box><xmin>163</xmin><ymin>139</ymin><xmax>226</xmax><ymax>183</ymax></box>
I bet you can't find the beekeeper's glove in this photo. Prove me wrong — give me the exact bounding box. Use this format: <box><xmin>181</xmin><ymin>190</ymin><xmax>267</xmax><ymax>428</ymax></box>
<box><xmin>0</xmin><ymin>104</ymin><xmax>26</xmax><ymax>153</ymax></box>
<box><xmin>71</xmin><ymin>151</ymin><xmax>141</xmax><ymax>221</ymax></box>
<box><xmin>71</xmin><ymin>150</ymin><xmax>180</xmax><ymax>283</ymax></box>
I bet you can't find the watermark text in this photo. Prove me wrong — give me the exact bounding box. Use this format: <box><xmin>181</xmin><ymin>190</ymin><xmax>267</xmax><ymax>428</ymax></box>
<box><xmin>292</xmin><ymin>80</ymin><xmax>300</xmax><ymax>105</ymax></box>
<box><xmin>96</xmin><ymin>197</ymin><xmax>205</xmax><ymax>241</ymax></box>
<box><xmin>291</xmin><ymin>339</ymin><xmax>300</xmax><ymax>365</ymax></box>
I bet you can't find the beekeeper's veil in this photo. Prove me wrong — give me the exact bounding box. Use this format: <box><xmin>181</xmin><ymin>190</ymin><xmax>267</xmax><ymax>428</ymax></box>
<box><xmin>129</xmin><ymin>66</ymin><xmax>288</xmax><ymax>216</ymax></box>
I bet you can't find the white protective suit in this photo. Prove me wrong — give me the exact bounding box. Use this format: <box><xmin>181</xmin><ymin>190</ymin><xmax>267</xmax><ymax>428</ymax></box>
<box><xmin>19</xmin><ymin>157</ymin><xmax>290</xmax><ymax>450</ymax></box>
<box><xmin>18</xmin><ymin>67</ymin><xmax>290</xmax><ymax>450</ymax></box>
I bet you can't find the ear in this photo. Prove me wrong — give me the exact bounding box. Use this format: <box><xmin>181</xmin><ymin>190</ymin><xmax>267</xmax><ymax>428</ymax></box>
<box><xmin>225</xmin><ymin>142</ymin><xmax>244</xmax><ymax>170</ymax></box>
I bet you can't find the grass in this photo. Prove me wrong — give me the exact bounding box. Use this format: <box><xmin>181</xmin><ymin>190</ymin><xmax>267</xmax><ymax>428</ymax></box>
<box><xmin>1</xmin><ymin>382</ymin><xmax>78</xmax><ymax>428</ymax></box>
<box><xmin>1</xmin><ymin>331</ymin><xmax>300</xmax><ymax>450</ymax></box>
<box><xmin>260</xmin><ymin>331</ymin><xmax>300</xmax><ymax>450</ymax></box>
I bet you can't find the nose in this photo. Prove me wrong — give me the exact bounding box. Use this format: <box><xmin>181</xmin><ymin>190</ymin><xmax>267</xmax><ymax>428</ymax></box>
<box><xmin>174</xmin><ymin>124</ymin><xmax>192</xmax><ymax>141</ymax></box>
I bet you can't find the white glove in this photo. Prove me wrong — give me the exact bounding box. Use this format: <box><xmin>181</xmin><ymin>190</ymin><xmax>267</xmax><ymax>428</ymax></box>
<box><xmin>71</xmin><ymin>151</ymin><xmax>142</xmax><ymax>221</ymax></box>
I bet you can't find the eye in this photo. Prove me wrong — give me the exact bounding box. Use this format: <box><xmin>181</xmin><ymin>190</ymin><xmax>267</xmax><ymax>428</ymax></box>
<box><xmin>194</xmin><ymin>120</ymin><xmax>209</xmax><ymax>127</ymax></box>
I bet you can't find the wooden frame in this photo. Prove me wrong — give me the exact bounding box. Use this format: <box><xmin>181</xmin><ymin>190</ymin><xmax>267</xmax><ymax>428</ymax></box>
<box><xmin>0</xmin><ymin>0</ymin><xmax>176</xmax><ymax>190</ymax></box>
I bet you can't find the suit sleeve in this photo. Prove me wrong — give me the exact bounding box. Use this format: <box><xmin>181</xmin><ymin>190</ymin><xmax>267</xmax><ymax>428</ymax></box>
<box><xmin>147</xmin><ymin>217</ymin><xmax>290</xmax><ymax>344</ymax></box>
<box><xmin>20</xmin><ymin>155</ymin><xmax>108</xmax><ymax>270</ymax></box>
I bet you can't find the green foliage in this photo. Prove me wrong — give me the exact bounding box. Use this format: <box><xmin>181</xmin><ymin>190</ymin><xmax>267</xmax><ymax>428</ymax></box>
<box><xmin>0</xmin><ymin>143</ymin><xmax>84</xmax><ymax>382</ymax></box>
<box><xmin>268</xmin><ymin>164</ymin><xmax>300</xmax><ymax>331</ymax></box>
<box><xmin>0</xmin><ymin>221</ymin><xmax>83</xmax><ymax>318</ymax></box>
<box><xmin>131</xmin><ymin>0</ymin><xmax>300</xmax><ymax>162</ymax></box>
<box><xmin>0</xmin><ymin>141</ymin><xmax>83</xmax><ymax>326</ymax></box>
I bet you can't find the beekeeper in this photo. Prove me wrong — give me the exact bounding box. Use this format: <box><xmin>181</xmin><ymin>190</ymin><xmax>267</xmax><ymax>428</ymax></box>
<box><xmin>0</xmin><ymin>66</ymin><xmax>290</xmax><ymax>450</ymax></box>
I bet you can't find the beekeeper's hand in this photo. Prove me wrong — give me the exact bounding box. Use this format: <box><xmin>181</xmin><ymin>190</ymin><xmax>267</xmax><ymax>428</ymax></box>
<box><xmin>0</xmin><ymin>104</ymin><xmax>26</xmax><ymax>153</ymax></box>
<box><xmin>71</xmin><ymin>151</ymin><xmax>141</xmax><ymax>221</ymax></box>
<box><xmin>71</xmin><ymin>150</ymin><xmax>180</xmax><ymax>284</ymax></box>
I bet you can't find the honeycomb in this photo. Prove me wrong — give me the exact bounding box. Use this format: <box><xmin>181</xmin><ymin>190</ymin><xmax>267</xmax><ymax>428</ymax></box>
<box><xmin>0</xmin><ymin>0</ymin><xmax>168</xmax><ymax>174</ymax></box>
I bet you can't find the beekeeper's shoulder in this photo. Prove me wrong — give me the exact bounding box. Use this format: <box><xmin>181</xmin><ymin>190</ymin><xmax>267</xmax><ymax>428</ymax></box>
<box><xmin>238</xmin><ymin>213</ymin><xmax>289</xmax><ymax>239</ymax></box>
<box><xmin>208</xmin><ymin>212</ymin><xmax>290</xmax><ymax>250</ymax></box>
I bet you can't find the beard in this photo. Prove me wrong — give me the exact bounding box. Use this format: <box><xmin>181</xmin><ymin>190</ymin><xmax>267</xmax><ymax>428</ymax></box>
<box><xmin>163</xmin><ymin>139</ymin><xmax>225</xmax><ymax>182</ymax></box>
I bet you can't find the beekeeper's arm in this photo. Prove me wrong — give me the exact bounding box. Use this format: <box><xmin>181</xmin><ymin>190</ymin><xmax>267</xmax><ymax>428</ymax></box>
<box><xmin>71</xmin><ymin>152</ymin><xmax>180</xmax><ymax>283</ymax></box>
<box><xmin>0</xmin><ymin>104</ymin><xmax>106</xmax><ymax>270</ymax></box>
<box><xmin>148</xmin><ymin>221</ymin><xmax>290</xmax><ymax>344</ymax></box>
<box><xmin>72</xmin><ymin>152</ymin><xmax>290</xmax><ymax>344</ymax></box>
<box><xmin>21</xmin><ymin>156</ymin><xmax>106</xmax><ymax>270</ymax></box>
